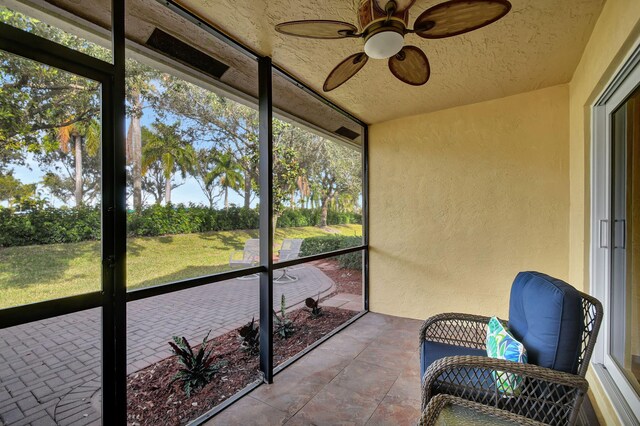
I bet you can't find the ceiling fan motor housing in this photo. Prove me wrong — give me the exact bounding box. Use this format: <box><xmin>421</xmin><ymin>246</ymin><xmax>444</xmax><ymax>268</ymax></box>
<box><xmin>359</xmin><ymin>0</ymin><xmax>408</xmax><ymax>59</ymax></box>
<box><xmin>364</xmin><ymin>21</ymin><xmax>405</xmax><ymax>59</ymax></box>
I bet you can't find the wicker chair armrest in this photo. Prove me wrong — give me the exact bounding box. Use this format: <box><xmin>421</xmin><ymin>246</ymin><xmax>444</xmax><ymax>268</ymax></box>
<box><xmin>421</xmin><ymin>355</ymin><xmax>589</xmax><ymax>425</ymax></box>
<box><xmin>419</xmin><ymin>313</ymin><xmax>502</xmax><ymax>349</ymax></box>
<box><xmin>419</xmin><ymin>394</ymin><xmax>547</xmax><ymax>426</ymax></box>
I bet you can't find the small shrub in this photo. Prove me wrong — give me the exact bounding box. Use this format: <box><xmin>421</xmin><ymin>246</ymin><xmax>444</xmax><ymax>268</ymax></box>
<box><xmin>305</xmin><ymin>295</ymin><xmax>323</xmax><ymax>318</ymax></box>
<box><xmin>168</xmin><ymin>331</ymin><xmax>225</xmax><ymax>397</ymax></box>
<box><xmin>273</xmin><ymin>294</ymin><xmax>295</xmax><ymax>339</ymax></box>
<box><xmin>238</xmin><ymin>317</ymin><xmax>259</xmax><ymax>354</ymax></box>
<box><xmin>337</xmin><ymin>251</ymin><xmax>363</xmax><ymax>270</ymax></box>
<box><xmin>299</xmin><ymin>235</ymin><xmax>363</xmax><ymax>271</ymax></box>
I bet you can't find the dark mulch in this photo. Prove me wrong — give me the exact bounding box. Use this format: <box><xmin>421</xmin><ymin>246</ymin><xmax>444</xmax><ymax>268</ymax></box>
<box><xmin>126</xmin><ymin>307</ymin><xmax>358</xmax><ymax>425</ymax></box>
<box><xmin>312</xmin><ymin>259</ymin><xmax>363</xmax><ymax>296</ymax></box>
<box><xmin>272</xmin><ymin>307</ymin><xmax>356</xmax><ymax>366</ymax></box>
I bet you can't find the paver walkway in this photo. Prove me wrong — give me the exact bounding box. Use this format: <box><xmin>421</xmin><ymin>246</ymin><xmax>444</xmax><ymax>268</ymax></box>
<box><xmin>0</xmin><ymin>264</ymin><xmax>347</xmax><ymax>426</ymax></box>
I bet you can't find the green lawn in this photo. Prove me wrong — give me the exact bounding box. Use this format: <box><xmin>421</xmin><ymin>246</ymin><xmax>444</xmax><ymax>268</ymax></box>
<box><xmin>0</xmin><ymin>224</ymin><xmax>362</xmax><ymax>309</ymax></box>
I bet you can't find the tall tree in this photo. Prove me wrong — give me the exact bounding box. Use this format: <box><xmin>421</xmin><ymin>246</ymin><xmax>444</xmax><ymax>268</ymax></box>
<box><xmin>0</xmin><ymin>8</ymin><xmax>104</xmax><ymax>164</ymax></box>
<box><xmin>125</xmin><ymin>60</ymin><xmax>159</xmax><ymax>210</ymax></box>
<box><xmin>210</xmin><ymin>150</ymin><xmax>244</xmax><ymax>210</ymax></box>
<box><xmin>0</xmin><ymin>171</ymin><xmax>36</xmax><ymax>208</ymax></box>
<box><xmin>191</xmin><ymin>148</ymin><xmax>221</xmax><ymax>209</ymax></box>
<box><xmin>272</xmin><ymin>144</ymin><xmax>303</xmax><ymax>236</ymax></box>
<box><xmin>140</xmin><ymin>159</ymin><xmax>168</xmax><ymax>205</ymax></box>
<box><xmin>153</xmin><ymin>80</ymin><xmax>260</xmax><ymax>208</ymax></box>
<box><xmin>141</xmin><ymin>122</ymin><xmax>195</xmax><ymax>205</ymax></box>
<box><xmin>56</xmin><ymin>120</ymin><xmax>100</xmax><ymax>206</ymax></box>
<box><xmin>304</xmin><ymin>139</ymin><xmax>361</xmax><ymax>227</ymax></box>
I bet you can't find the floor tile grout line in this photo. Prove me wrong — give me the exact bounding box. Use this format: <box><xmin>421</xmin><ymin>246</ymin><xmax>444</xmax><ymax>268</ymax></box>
<box><xmin>280</xmin><ymin>325</ymin><xmax>391</xmax><ymax>424</ymax></box>
<box><xmin>282</xmin><ymin>323</ymin><xmax>402</xmax><ymax>424</ymax></box>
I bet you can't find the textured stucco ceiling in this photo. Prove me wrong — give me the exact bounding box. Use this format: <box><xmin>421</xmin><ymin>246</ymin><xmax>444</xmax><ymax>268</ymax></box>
<box><xmin>176</xmin><ymin>0</ymin><xmax>604</xmax><ymax>124</ymax></box>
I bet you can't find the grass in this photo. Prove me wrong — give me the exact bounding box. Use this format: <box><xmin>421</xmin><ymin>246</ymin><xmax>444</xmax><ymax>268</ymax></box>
<box><xmin>0</xmin><ymin>224</ymin><xmax>362</xmax><ymax>309</ymax></box>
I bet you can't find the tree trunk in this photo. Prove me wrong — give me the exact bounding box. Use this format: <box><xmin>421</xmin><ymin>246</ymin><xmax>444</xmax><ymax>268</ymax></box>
<box><xmin>243</xmin><ymin>172</ymin><xmax>251</xmax><ymax>209</ymax></box>
<box><xmin>272</xmin><ymin>214</ymin><xmax>279</xmax><ymax>242</ymax></box>
<box><xmin>74</xmin><ymin>135</ymin><xmax>83</xmax><ymax>206</ymax></box>
<box><xmin>127</xmin><ymin>93</ymin><xmax>143</xmax><ymax>210</ymax></box>
<box><xmin>224</xmin><ymin>186</ymin><xmax>229</xmax><ymax>210</ymax></box>
<box><xmin>165</xmin><ymin>176</ymin><xmax>172</xmax><ymax>205</ymax></box>
<box><xmin>320</xmin><ymin>197</ymin><xmax>329</xmax><ymax>227</ymax></box>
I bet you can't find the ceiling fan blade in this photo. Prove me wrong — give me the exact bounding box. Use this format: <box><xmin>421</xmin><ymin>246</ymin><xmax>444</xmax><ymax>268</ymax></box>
<box><xmin>388</xmin><ymin>46</ymin><xmax>430</xmax><ymax>86</ymax></box>
<box><xmin>413</xmin><ymin>0</ymin><xmax>511</xmax><ymax>39</ymax></box>
<box><xmin>275</xmin><ymin>20</ymin><xmax>359</xmax><ymax>39</ymax></box>
<box><xmin>373</xmin><ymin>0</ymin><xmax>417</xmax><ymax>14</ymax></box>
<box><xmin>323</xmin><ymin>53</ymin><xmax>369</xmax><ymax>92</ymax></box>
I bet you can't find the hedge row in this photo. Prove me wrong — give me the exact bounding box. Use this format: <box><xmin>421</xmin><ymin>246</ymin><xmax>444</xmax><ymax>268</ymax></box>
<box><xmin>0</xmin><ymin>205</ymin><xmax>361</xmax><ymax>247</ymax></box>
<box><xmin>300</xmin><ymin>235</ymin><xmax>363</xmax><ymax>270</ymax></box>
<box><xmin>277</xmin><ymin>209</ymin><xmax>360</xmax><ymax>228</ymax></box>
<box><xmin>0</xmin><ymin>207</ymin><xmax>101</xmax><ymax>247</ymax></box>
<box><xmin>127</xmin><ymin>205</ymin><xmax>260</xmax><ymax>237</ymax></box>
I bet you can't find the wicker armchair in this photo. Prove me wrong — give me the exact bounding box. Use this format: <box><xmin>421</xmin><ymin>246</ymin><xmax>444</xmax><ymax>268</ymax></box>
<box><xmin>419</xmin><ymin>272</ymin><xmax>603</xmax><ymax>426</ymax></box>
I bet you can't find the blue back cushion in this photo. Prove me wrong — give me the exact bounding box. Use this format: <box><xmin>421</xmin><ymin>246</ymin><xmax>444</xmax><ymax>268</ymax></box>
<box><xmin>508</xmin><ymin>271</ymin><xmax>583</xmax><ymax>374</ymax></box>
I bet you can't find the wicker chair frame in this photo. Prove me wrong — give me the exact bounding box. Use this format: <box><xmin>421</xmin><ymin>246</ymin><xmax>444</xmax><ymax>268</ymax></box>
<box><xmin>422</xmin><ymin>355</ymin><xmax>589</xmax><ymax>425</ymax></box>
<box><xmin>419</xmin><ymin>394</ymin><xmax>549</xmax><ymax>426</ymax></box>
<box><xmin>419</xmin><ymin>289</ymin><xmax>602</xmax><ymax>425</ymax></box>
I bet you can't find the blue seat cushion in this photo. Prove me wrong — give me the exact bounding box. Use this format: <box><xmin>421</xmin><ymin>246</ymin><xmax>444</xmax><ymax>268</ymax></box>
<box><xmin>421</xmin><ymin>341</ymin><xmax>493</xmax><ymax>391</ymax></box>
<box><xmin>508</xmin><ymin>271</ymin><xmax>583</xmax><ymax>374</ymax></box>
<box><xmin>421</xmin><ymin>340</ymin><xmax>487</xmax><ymax>379</ymax></box>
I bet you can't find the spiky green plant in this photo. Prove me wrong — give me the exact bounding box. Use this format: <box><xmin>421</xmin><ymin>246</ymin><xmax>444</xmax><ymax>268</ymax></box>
<box><xmin>273</xmin><ymin>294</ymin><xmax>295</xmax><ymax>339</ymax></box>
<box><xmin>168</xmin><ymin>331</ymin><xmax>225</xmax><ymax>397</ymax></box>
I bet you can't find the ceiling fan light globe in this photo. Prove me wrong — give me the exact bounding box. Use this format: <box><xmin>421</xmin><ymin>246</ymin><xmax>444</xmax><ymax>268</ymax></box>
<box><xmin>364</xmin><ymin>31</ymin><xmax>404</xmax><ymax>59</ymax></box>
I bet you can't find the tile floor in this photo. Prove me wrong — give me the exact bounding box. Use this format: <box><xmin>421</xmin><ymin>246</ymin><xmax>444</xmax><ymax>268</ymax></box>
<box><xmin>206</xmin><ymin>312</ymin><xmax>422</xmax><ymax>425</ymax></box>
<box><xmin>205</xmin><ymin>312</ymin><xmax>600</xmax><ymax>426</ymax></box>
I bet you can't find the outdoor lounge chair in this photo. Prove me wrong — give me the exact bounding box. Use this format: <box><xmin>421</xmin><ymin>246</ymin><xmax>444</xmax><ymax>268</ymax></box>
<box><xmin>274</xmin><ymin>238</ymin><xmax>303</xmax><ymax>283</ymax></box>
<box><xmin>419</xmin><ymin>271</ymin><xmax>603</xmax><ymax>426</ymax></box>
<box><xmin>229</xmin><ymin>238</ymin><xmax>259</xmax><ymax>279</ymax></box>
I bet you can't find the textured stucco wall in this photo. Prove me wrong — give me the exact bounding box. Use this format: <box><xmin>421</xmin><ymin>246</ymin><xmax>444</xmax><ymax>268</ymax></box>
<box><xmin>369</xmin><ymin>84</ymin><xmax>569</xmax><ymax>321</ymax></box>
<box><xmin>568</xmin><ymin>0</ymin><xmax>640</xmax><ymax>296</ymax></box>
<box><xmin>567</xmin><ymin>0</ymin><xmax>640</xmax><ymax>424</ymax></box>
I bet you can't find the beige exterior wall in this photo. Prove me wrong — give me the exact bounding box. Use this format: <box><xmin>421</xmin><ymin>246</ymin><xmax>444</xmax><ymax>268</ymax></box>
<box><xmin>567</xmin><ymin>0</ymin><xmax>640</xmax><ymax>423</ymax></box>
<box><xmin>368</xmin><ymin>0</ymin><xmax>640</xmax><ymax>421</ymax></box>
<box><xmin>568</xmin><ymin>0</ymin><xmax>640</xmax><ymax>295</ymax></box>
<box><xmin>369</xmin><ymin>84</ymin><xmax>570</xmax><ymax>320</ymax></box>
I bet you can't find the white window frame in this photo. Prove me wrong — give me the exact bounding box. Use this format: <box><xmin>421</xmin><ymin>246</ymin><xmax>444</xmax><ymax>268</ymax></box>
<box><xmin>591</xmin><ymin>39</ymin><xmax>640</xmax><ymax>426</ymax></box>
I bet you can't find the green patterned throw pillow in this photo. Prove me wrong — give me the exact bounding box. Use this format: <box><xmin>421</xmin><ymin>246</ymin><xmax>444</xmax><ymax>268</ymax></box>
<box><xmin>486</xmin><ymin>316</ymin><xmax>527</xmax><ymax>395</ymax></box>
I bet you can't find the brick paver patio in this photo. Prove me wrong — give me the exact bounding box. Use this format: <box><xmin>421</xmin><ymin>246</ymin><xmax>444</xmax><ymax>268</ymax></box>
<box><xmin>0</xmin><ymin>264</ymin><xmax>353</xmax><ymax>426</ymax></box>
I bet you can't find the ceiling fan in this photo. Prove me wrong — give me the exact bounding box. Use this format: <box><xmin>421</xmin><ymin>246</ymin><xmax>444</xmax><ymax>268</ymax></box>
<box><xmin>275</xmin><ymin>0</ymin><xmax>512</xmax><ymax>92</ymax></box>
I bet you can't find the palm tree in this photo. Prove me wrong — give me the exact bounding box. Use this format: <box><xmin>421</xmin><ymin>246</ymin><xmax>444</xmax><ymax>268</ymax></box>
<box><xmin>141</xmin><ymin>122</ymin><xmax>195</xmax><ymax>205</ymax></box>
<box><xmin>57</xmin><ymin>119</ymin><xmax>100</xmax><ymax>206</ymax></box>
<box><xmin>211</xmin><ymin>150</ymin><xmax>243</xmax><ymax>210</ymax></box>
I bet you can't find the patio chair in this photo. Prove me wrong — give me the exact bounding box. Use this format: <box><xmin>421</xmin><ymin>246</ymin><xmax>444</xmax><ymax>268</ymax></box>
<box><xmin>419</xmin><ymin>271</ymin><xmax>603</xmax><ymax>426</ymax></box>
<box><xmin>229</xmin><ymin>238</ymin><xmax>259</xmax><ymax>279</ymax></box>
<box><xmin>274</xmin><ymin>238</ymin><xmax>304</xmax><ymax>283</ymax></box>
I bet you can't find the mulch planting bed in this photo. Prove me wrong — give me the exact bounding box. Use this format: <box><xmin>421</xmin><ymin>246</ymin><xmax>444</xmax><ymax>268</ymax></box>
<box><xmin>127</xmin><ymin>306</ymin><xmax>358</xmax><ymax>425</ymax></box>
<box><xmin>313</xmin><ymin>259</ymin><xmax>363</xmax><ymax>296</ymax></box>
